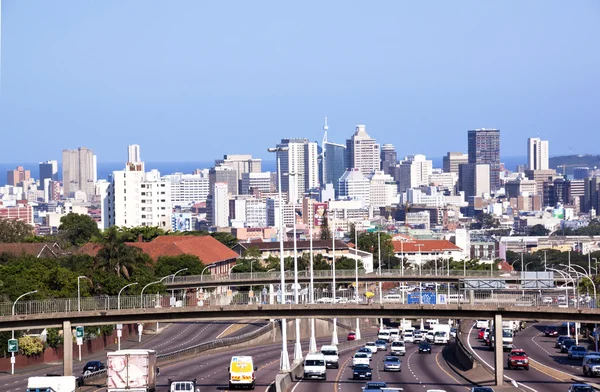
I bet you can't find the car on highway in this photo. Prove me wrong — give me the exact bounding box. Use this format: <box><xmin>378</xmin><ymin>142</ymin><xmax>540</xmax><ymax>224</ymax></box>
<box><xmin>348</xmin><ymin>332</ymin><xmax>356</xmax><ymax>341</ymax></box>
<box><xmin>425</xmin><ymin>331</ymin><xmax>435</xmax><ymax>342</ymax></box>
<box><xmin>404</xmin><ymin>331</ymin><xmax>414</xmax><ymax>343</ymax></box>
<box><xmin>413</xmin><ymin>330</ymin><xmax>424</xmax><ymax>343</ymax></box>
<box><xmin>450</xmin><ymin>328</ymin><xmax>457</xmax><ymax>338</ymax></box>
<box><xmin>82</xmin><ymin>360</ymin><xmax>105</xmax><ymax>375</ymax></box>
<box><xmin>352</xmin><ymin>363</ymin><xmax>373</xmax><ymax>380</ymax></box>
<box><xmin>544</xmin><ymin>326</ymin><xmax>559</xmax><ymax>337</ymax></box>
<box><xmin>568</xmin><ymin>383</ymin><xmax>594</xmax><ymax>392</ymax></box>
<box><xmin>483</xmin><ymin>328</ymin><xmax>490</xmax><ymax>341</ymax></box>
<box><xmin>316</xmin><ymin>297</ymin><xmax>333</xmax><ymax>303</ymax></box>
<box><xmin>382</xmin><ymin>356</ymin><xmax>402</xmax><ymax>372</ymax></box>
<box><xmin>353</xmin><ymin>352</ymin><xmax>370</xmax><ymax>367</ymax></box>
<box><xmin>469</xmin><ymin>388</ymin><xmax>495</xmax><ymax>392</ymax></box>
<box><xmin>476</xmin><ymin>320</ymin><xmax>489</xmax><ymax>329</ymax></box>
<box><xmin>568</xmin><ymin>346</ymin><xmax>588</xmax><ymax>360</ymax></box>
<box><xmin>583</xmin><ymin>354</ymin><xmax>600</xmax><ymax>376</ymax></box>
<box><xmin>168</xmin><ymin>379</ymin><xmax>200</xmax><ymax>392</ymax></box>
<box><xmin>542</xmin><ymin>296</ymin><xmax>553</xmax><ymax>305</ymax></box>
<box><xmin>478</xmin><ymin>328</ymin><xmax>486</xmax><ymax>339</ymax></box>
<box><xmin>418</xmin><ymin>341</ymin><xmax>432</xmax><ymax>354</ymax></box>
<box><xmin>303</xmin><ymin>353</ymin><xmax>327</xmax><ymax>380</ymax></box>
<box><xmin>365</xmin><ymin>342</ymin><xmax>378</xmax><ymax>353</ymax></box>
<box><xmin>378</xmin><ymin>330</ymin><xmax>391</xmax><ymax>342</ymax></box>
<box><xmin>375</xmin><ymin>339</ymin><xmax>388</xmax><ymax>351</ymax></box>
<box><xmin>561</xmin><ymin>338</ymin><xmax>577</xmax><ymax>353</ymax></box>
<box><xmin>362</xmin><ymin>381</ymin><xmax>388</xmax><ymax>392</ymax></box>
<box><xmin>506</xmin><ymin>349</ymin><xmax>529</xmax><ymax>370</ymax></box>
<box><xmin>390</xmin><ymin>340</ymin><xmax>406</xmax><ymax>356</ymax></box>
<box><xmin>357</xmin><ymin>347</ymin><xmax>373</xmax><ymax>359</ymax></box>
<box><xmin>555</xmin><ymin>335</ymin><xmax>570</xmax><ymax>348</ymax></box>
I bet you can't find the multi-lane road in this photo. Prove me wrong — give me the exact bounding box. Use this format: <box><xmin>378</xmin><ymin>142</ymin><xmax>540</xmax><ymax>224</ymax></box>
<box><xmin>466</xmin><ymin>320</ymin><xmax>598</xmax><ymax>391</ymax></box>
<box><xmin>0</xmin><ymin>320</ymin><xmax>266</xmax><ymax>392</ymax></box>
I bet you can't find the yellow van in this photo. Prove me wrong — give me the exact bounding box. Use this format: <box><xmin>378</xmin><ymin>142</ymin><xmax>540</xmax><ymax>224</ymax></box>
<box><xmin>228</xmin><ymin>356</ymin><xmax>256</xmax><ymax>390</ymax></box>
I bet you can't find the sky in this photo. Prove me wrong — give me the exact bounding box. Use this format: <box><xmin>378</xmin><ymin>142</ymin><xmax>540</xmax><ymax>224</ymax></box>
<box><xmin>1</xmin><ymin>1</ymin><xmax>599</xmax><ymax>164</ymax></box>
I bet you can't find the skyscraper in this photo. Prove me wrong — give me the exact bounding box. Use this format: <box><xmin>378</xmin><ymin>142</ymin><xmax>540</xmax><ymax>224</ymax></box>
<box><xmin>442</xmin><ymin>152</ymin><xmax>468</xmax><ymax>174</ymax></box>
<box><xmin>276</xmin><ymin>138</ymin><xmax>319</xmax><ymax>202</ymax></box>
<box><xmin>527</xmin><ymin>137</ymin><xmax>549</xmax><ymax>170</ymax></box>
<box><xmin>396</xmin><ymin>154</ymin><xmax>433</xmax><ymax>193</ymax></box>
<box><xmin>128</xmin><ymin>144</ymin><xmax>142</xmax><ymax>164</ymax></box>
<box><xmin>6</xmin><ymin>166</ymin><xmax>31</xmax><ymax>187</ymax></box>
<box><xmin>39</xmin><ymin>160</ymin><xmax>58</xmax><ymax>190</ymax></box>
<box><xmin>321</xmin><ymin>120</ymin><xmax>347</xmax><ymax>192</ymax></box>
<box><xmin>380</xmin><ymin>144</ymin><xmax>397</xmax><ymax>176</ymax></box>
<box><xmin>212</xmin><ymin>183</ymin><xmax>230</xmax><ymax>228</ymax></box>
<box><xmin>62</xmin><ymin>147</ymin><xmax>96</xmax><ymax>198</ymax></box>
<box><xmin>346</xmin><ymin>125</ymin><xmax>380</xmax><ymax>176</ymax></box>
<box><xmin>468</xmin><ymin>129</ymin><xmax>501</xmax><ymax>191</ymax></box>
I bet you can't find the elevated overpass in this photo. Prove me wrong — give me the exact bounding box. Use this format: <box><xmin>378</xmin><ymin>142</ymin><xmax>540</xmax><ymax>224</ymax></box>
<box><xmin>165</xmin><ymin>269</ymin><xmax>558</xmax><ymax>288</ymax></box>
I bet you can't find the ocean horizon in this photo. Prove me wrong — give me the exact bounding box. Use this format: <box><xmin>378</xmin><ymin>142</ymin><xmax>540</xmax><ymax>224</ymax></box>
<box><xmin>0</xmin><ymin>156</ymin><xmax>527</xmax><ymax>186</ymax></box>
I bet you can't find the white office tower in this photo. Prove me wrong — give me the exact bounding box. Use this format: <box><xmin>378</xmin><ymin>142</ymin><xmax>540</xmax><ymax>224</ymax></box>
<box><xmin>231</xmin><ymin>196</ymin><xmax>267</xmax><ymax>228</ymax></box>
<box><xmin>397</xmin><ymin>154</ymin><xmax>433</xmax><ymax>193</ymax></box>
<box><xmin>266</xmin><ymin>197</ymin><xmax>295</xmax><ymax>228</ymax></box>
<box><xmin>108</xmin><ymin>168</ymin><xmax>172</xmax><ymax>228</ymax></box>
<box><xmin>276</xmin><ymin>138</ymin><xmax>319</xmax><ymax>203</ymax></box>
<box><xmin>368</xmin><ymin>170</ymin><xmax>398</xmax><ymax>208</ymax></box>
<box><xmin>240</xmin><ymin>172</ymin><xmax>272</xmax><ymax>194</ymax></box>
<box><xmin>164</xmin><ymin>171</ymin><xmax>210</xmax><ymax>207</ymax></box>
<box><xmin>338</xmin><ymin>168</ymin><xmax>370</xmax><ymax>206</ymax></box>
<box><xmin>62</xmin><ymin>147</ymin><xmax>96</xmax><ymax>199</ymax></box>
<box><xmin>96</xmin><ymin>180</ymin><xmax>111</xmax><ymax>229</ymax></box>
<box><xmin>128</xmin><ymin>144</ymin><xmax>142</xmax><ymax>164</ymax></box>
<box><xmin>527</xmin><ymin>137</ymin><xmax>549</xmax><ymax>170</ymax></box>
<box><xmin>346</xmin><ymin>125</ymin><xmax>381</xmax><ymax>177</ymax></box>
<box><xmin>212</xmin><ymin>183</ymin><xmax>230</xmax><ymax>228</ymax></box>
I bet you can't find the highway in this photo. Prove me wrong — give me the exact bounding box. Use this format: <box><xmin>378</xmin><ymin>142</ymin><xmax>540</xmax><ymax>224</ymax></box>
<box><xmin>466</xmin><ymin>322</ymin><xmax>574</xmax><ymax>392</ymax></box>
<box><xmin>0</xmin><ymin>320</ymin><xmax>265</xmax><ymax>392</ymax></box>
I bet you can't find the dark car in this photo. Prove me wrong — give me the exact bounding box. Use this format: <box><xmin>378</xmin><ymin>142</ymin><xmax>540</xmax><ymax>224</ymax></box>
<box><xmin>418</xmin><ymin>341</ymin><xmax>432</xmax><ymax>354</ymax></box>
<box><xmin>470</xmin><ymin>388</ymin><xmax>495</xmax><ymax>392</ymax></box>
<box><xmin>352</xmin><ymin>363</ymin><xmax>372</xmax><ymax>380</ymax></box>
<box><xmin>362</xmin><ymin>381</ymin><xmax>388</xmax><ymax>392</ymax></box>
<box><xmin>561</xmin><ymin>339</ymin><xmax>577</xmax><ymax>353</ymax></box>
<box><xmin>555</xmin><ymin>335</ymin><xmax>570</xmax><ymax>348</ymax></box>
<box><xmin>82</xmin><ymin>360</ymin><xmax>105</xmax><ymax>375</ymax></box>
<box><xmin>568</xmin><ymin>384</ymin><xmax>594</xmax><ymax>392</ymax></box>
<box><xmin>545</xmin><ymin>326</ymin><xmax>559</xmax><ymax>337</ymax></box>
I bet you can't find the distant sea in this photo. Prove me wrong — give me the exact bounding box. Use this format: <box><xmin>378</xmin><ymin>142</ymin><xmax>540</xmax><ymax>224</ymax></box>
<box><xmin>0</xmin><ymin>156</ymin><xmax>527</xmax><ymax>186</ymax></box>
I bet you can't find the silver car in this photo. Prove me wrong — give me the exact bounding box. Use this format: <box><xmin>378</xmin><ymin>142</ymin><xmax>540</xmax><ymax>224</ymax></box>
<box><xmin>382</xmin><ymin>356</ymin><xmax>402</xmax><ymax>372</ymax></box>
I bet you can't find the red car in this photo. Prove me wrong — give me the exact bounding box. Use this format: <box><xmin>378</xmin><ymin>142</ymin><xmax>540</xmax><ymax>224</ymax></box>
<box><xmin>478</xmin><ymin>328</ymin><xmax>486</xmax><ymax>339</ymax></box>
<box><xmin>507</xmin><ymin>349</ymin><xmax>529</xmax><ymax>371</ymax></box>
<box><xmin>544</xmin><ymin>326</ymin><xmax>559</xmax><ymax>337</ymax></box>
<box><xmin>347</xmin><ymin>332</ymin><xmax>356</xmax><ymax>341</ymax></box>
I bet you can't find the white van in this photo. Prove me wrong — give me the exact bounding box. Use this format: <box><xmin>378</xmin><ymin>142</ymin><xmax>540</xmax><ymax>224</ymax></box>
<box><xmin>378</xmin><ymin>330</ymin><xmax>391</xmax><ymax>342</ymax></box>
<box><xmin>303</xmin><ymin>353</ymin><xmax>327</xmax><ymax>380</ymax></box>
<box><xmin>320</xmin><ymin>345</ymin><xmax>339</xmax><ymax>369</ymax></box>
<box><xmin>388</xmin><ymin>328</ymin><xmax>400</xmax><ymax>341</ymax></box>
<box><xmin>228</xmin><ymin>356</ymin><xmax>256</xmax><ymax>390</ymax></box>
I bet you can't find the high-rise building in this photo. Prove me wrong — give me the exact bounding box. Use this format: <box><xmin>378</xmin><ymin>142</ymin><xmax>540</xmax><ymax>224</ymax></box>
<box><xmin>346</xmin><ymin>125</ymin><xmax>380</xmax><ymax>176</ymax></box>
<box><xmin>573</xmin><ymin>167</ymin><xmax>591</xmax><ymax>180</ymax></box>
<box><xmin>209</xmin><ymin>166</ymin><xmax>238</xmax><ymax>196</ymax></box>
<box><xmin>458</xmin><ymin>163</ymin><xmax>490</xmax><ymax>198</ymax></box>
<box><xmin>369</xmin><ymin>170</ymin><xmax>398</xmax><ymax>208</ymax></box>
<box><xmin>107</xmin><ymin>168</ymin><xmax>172</xmax><ymax>228</ymax></box>
<box><xmin>212</xmin><ymin>183</ymin><xmax>230</xmax><ymax>228</ymax></box>
<box><xmin>468</xmin><ymin>129</ymin><xmax>501</xmax><ymax>191</ymax></box>
<box><xmin>128</xmin><ymin>144</ymin><xmax>142</xmax><ymax>164</ymax></box>
<box><xmin>321</xmin><ymin>121</ymin><xmax>347</xmax><ymax>192</ymax></box>
<box><xmin>163</xmin><ymin>171</ymin><xmax>210</xmax><ymax>206</ymax></box>
<box><xmin>6</xmin><ymin>166</ymin><xmax>31</xmax><ymax>187</ymax></box>
<box><xmin>62</xmin><ymin>147</ymin><xmax>96</xmax><ymax>198</ymax></box>
<box><xmin>524</xmin><ymin>169</ymin><xmax>557</xmax><ymax>196</ymax></box>
<box><xmin>380</xmin><ymin>144</ymin><xmax>397</xmax><ymax>176</ymax></box>
<box><xmin>276</xmin><ymin>138</ymin><xmax>319</xmax><ymax>202</ymax></box>
<box><xmin>338</xmin><ymin>168</ymin><xmax>370</xmax><ymax>205</ymax></box>
<box><xmin>39</xmin><ymin>161</ymin><xmax>58</xmax><ymax>190</ymax></box>
<box><xmin>396</xmin><ymin>154</ymin><xmax>433</xmax><ymax>193</ymax></box>
<box><xmin>215</xmin><ymin>154</ymin><xmax>262</xmax><ymax>193</ymax></box>
<box><xmin>240</xmin><ymin>172</ymin><xmax>272</xmax><ymax>194</ymax></box>
<box><xmin>527</xmin><ymin>138</ymin><xmax>549</xmax><ymax>170</ymax></box>
<box><xmin>442</xmin><ymin>152</ymin><xmax>468</xmax><ymax>174</ymax></box>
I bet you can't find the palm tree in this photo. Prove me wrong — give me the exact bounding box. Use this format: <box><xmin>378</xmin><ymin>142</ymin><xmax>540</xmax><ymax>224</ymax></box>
<box><xmin>95</xmin><ymin>227</ymin><xmax>143</xmax><ymax>278</ymax></box>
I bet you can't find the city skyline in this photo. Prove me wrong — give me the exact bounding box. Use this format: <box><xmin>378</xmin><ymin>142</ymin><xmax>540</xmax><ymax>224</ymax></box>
<box><xmin>1</xmin><ymin>1</ymin><xmax>598</xmax><ymax>162</ymax></box>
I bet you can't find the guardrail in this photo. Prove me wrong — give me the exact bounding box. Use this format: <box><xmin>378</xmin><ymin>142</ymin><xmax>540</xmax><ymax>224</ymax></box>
<box><xmin>169</xmin><ymin>269</ymin><xmax>523</xmax><ymax>285</ymax></box>
<box><xmin>81</xmin><ymin>320</ymin><xmax>276</xmax><ymax>385</ymax></box>
<box><xmin>1</xmin><ymin>288</ymin><xmax>597</xmax><ymax>318</ymax></box>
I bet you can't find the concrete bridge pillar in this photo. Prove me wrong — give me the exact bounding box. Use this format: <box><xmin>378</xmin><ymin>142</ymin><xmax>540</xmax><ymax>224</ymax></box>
<box><xmin>493</xmin><ymin>313</ymin><xmax>503</xmax><ymax>386</ymax></box>
<box><xmin>63</xmin><ymin>320</ymin><xmax>73</xmax><ymax>376</ymax></box>
<box><xmin>469</xmin><ymin>290</ymin><xmax>475</xmax><ymax>305</ymax></box>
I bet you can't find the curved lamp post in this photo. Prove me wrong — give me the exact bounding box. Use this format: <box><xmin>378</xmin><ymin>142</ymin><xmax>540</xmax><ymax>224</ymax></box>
<box><xmin>11</xmin><ymin>290</ymin><xmax>37</xmax><ymax>374</ymax></box>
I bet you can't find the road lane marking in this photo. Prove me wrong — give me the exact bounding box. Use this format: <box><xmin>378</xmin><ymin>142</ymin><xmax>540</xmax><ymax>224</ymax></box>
<box><xmin>467</xmin><ymin>323</ymin><xmax>537</xmax><ymax>392</ymax></box>
<box><xmin>334</xmin><ymin>352</ymin><xmax>354</xmax><ymax>392</ymax></box>
<box><xmin>434</xmin><ymin>349</ymin><xmax>470</xmax><ymax>390</ymax></box>
<box><xmin>217</xmin><ymin>323</ymin><xmax>236</xmax><ymax>339</ymax></box>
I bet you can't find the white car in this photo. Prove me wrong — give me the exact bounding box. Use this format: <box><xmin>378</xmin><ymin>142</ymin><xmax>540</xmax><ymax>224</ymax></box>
<box><xmin>316</xmin><ymin>297</ymin><xmax>333</xmax><ymax>303</ymax></box>
<box><xmin>425</xmin><ymin>331</ymin><xmax>435</xmax><ymax>342</ymax></box>
<box><xmin>352</xmin><ymin>352</ymin><xmax>370</xmax><ymax>367</ymax></box>
<box><xmin>365</xmin><ymin>342</ymin><xmax>378</xmax><ymax>353</ymax></box>
<box><xmin>413</xmin><ymin>331</ymin><xmax>424</xmax><ymax>343</ymax></box>
<box><xmin>390</xmin><ymin>340</ymin><xmax>406</xmax><ymax>356</ymax></box>
<box><xmin>403</xmin><ymin>332</ymin><xmax>414</xmax><ymax>343</ymax></box>
<box><xmin>542</xmin><ymin>297</ymin><xmax>553</xmax><ymax>304</ymax></box>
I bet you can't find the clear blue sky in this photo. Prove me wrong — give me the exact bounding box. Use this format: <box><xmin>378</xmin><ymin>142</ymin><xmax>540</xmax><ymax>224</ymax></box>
<box><xmin>1</xmin><ymin>1</ymin><xmax>599</xmax><ymax>164</ymax></box>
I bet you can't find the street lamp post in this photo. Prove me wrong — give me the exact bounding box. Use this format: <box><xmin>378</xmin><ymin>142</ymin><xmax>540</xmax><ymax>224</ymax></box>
<box><xmin>549</xmin><ymin>267</ymin><xmax>575</xmax><ymax>337</ymax></box>
<box><xmin>378</xmin><ymin>229</ymin><xmax>383</xmax><ymax>328</ymax></box>
<box><xmin>309</xmin><ymin>209</ymin><xmax>317</xmax><ymax>353</ymax></box>
<box><xmin>11</xmin><ymin>290</ymin><xmax>37</xmax><ymax>374</ymax></box>
<box><xmin>331</xmin><ymin>208</ymin><xmax>339</xmax><ymax>345</ymax></box>
<box><xmin>170</xmin><ymin>268</ymin><xmax>188</xmax><ymax>305</ymax></box>
<box><xmin>525</xmin><ymin>262</ymin><xmax>534</xmax><ymax>272</ymax></box>
<box><xmin>201</xmin><ymin>264</ymin><xmax>216</xmax><ymax>281</ymax></box>
<box><xmin>354</xmin><ymin>225</ymin><xmax>361</xmax><ymax>340</ymax></box>
<box><xmin>268</xmin><ymin>145</ymin><xmax>291</xmax><ymax>372</ymax></box>
<box><xmin>287</xmin><ymin>173</ymin><xmax>303</xmax><ymax>363</ymax></box>
<box><xmin>117</xmin><ymin>282</ymin><xmax>138</xmax><ymax>350</ymax></box>
<box><xmin>77</xmin><ymin>276</ymin><xmax>92</xmax><ymax>312</ymax></box>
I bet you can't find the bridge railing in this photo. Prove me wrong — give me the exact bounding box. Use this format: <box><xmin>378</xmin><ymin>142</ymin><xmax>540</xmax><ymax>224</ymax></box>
<box><xmin>168</xmin><ymin>269</ymin><xmax>522</xmax><ymax>285</ymax></box>
<box><xmin>0</xmin><ymin>287</ymin><xmax>596</xmax><ymax>318</ymax></box>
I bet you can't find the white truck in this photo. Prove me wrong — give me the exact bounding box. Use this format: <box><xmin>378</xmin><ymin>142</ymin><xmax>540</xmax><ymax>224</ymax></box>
<box><xmin>320</xmin><ymin>345</ymin><xmax>339</xmax><ymax>369</ymax></box>
<box><xmin>490</xmin><ymin>328</ymin><xmax>514</xmax><ymax>352</ymax></box>
<box><xmin>433</xmin><ymin>324</ymin><xmax>451</xmax><ymax>345</ymax></box>
<box><xmin>107</xmin><ymin>349</ymin><xmax>157</xmax><ymax>392</ymax></box>
<box><xmin>27</xmin><ymin>376</ymin><xmax>79</xmax><ymax>392</ymax></box>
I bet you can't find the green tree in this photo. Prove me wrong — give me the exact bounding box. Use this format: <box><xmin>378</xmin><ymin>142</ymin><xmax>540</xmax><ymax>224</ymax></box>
<box><xmin>46</xmin><ymin>328</ymin><xmax>63</xmax><ymax>349</ymax></box>
<box><xmin>118</xmin><ymin>226</ymin><xmax>167</xmax><ymax>242</ymax></box>
<box><xmin>95</xmin><ymin>227</ymin><xmax>147</xmax><ymax>278</ymax></box>
<box><xmin>476</xmin><ymin>213</ymin><xmax>500</xmax><ymax>229</ymax></box>
<box><xmin>154</xmin><ymin>254</ymin><xmax>206</xmax><ymax>277</ymax></box>
<box><xmin>320</xmin><ymin>213</ymin><xmax>332</xmax><ymax>240</ymax></box>
<box><xmin>19</xmin><ymin>336</ymin><xmax>44</xmax><ymax>356</ymax></box>
<box><xmin>528</xmin><ymin>224</ymin><xmax>550</xmax><ymax>236</ymax></box>
<box><xmin>211</xmin><ymin>232</ymin><xmax>239</xmax><ymax>248</ymax></box>
<box><xmin>0</xmin><ymin>219</ymin><xmax>33</xmax><ymax>243</ymax></box>
<box><xmin>58</xmin><ymin>213</ymin><xmax>100</xmax><ymax>247</ymax></box>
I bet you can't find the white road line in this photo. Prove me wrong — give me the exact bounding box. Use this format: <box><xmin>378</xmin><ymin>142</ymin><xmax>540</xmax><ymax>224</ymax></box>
<box><xmin>466</xmin><ymin>323</ymin><xmax>538</xmax><ymax>392</ymax></box>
